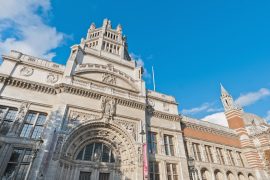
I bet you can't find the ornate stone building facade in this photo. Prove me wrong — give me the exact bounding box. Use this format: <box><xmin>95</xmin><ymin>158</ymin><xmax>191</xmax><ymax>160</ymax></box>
<box><xmin>0</xmin><ymin>19</ymin><xmax>268</xmax><ymax>180</ymax></box>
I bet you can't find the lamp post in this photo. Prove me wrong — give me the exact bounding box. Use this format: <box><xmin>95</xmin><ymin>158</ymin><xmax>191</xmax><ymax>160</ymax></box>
<box><xmin>24</xmin><ymin>137</ymin><xmax>44</xmax><ymax>180</ymax></box>
<box><xmin>187</xmin><ymin>157</ymin><xmax>195</xmax><ymax>180</ymax></box>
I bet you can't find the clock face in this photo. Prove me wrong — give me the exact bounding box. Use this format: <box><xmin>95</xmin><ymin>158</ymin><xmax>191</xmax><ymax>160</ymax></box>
<box><xmin>148</xmin><ymin>99</ymin><xmax>155</xmax><ymax>107</ymax></box>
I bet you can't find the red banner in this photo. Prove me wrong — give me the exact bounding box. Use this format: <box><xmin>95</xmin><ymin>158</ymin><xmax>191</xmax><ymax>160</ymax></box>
<box><xmin>143</xmin><ymin>143</ymin><xmax>148</xmax><ymax>179</ymax></box>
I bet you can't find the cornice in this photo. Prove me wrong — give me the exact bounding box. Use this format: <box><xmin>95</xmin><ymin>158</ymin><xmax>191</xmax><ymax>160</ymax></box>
<box><xmin>152</xmin><ymin>110</ymin><xmax>180</xmax><ymax>122</ymax></box>
<box><xmin>182</xmin><ymin>121</ymin><xmax>239</xmax><ymax>138</ymax></box>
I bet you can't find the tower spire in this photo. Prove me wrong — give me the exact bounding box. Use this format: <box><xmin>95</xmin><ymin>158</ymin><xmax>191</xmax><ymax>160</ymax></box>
<box><xmin>220</xmin><ymin>83</ymin><xmax>235</xmax><ymax>111</ymax></box>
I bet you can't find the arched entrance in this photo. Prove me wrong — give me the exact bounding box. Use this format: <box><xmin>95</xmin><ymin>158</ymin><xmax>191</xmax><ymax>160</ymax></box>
<box><xmin>201</xmin><ymin>168</ymin><xmax>211</xmax><ymax>180</ymax></box>
<box><xmin>238</xmin><ymin>173</ymin><xmax>245</xmax><ymax>180</ymax></box>
<box><xmin>214</xmin><ymin>170</ymin><xmax>224</xmax><ymax>180</ymax></box>
<box><xmin>227</xmin><ymin>171</ymin><xmax>236</xmax><ymax>180</ymax></box>
<box><xmin>57</xmin><ymin>121</ymin><xmax>138</xmax><ymax>180</ymax></box>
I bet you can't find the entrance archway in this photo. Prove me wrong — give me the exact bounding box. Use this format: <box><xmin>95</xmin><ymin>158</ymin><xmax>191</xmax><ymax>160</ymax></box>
<box><xmin>58</xmin><ymin>121</ymin><xmax>137</xmax><ymax>180</ymax></box>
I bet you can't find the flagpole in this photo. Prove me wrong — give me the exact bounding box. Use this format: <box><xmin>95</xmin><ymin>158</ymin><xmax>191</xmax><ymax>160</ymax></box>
<box><xmin>152</xmin><ymin>66</ymin><xmax>156</xmax><ymax>91</ymax></box>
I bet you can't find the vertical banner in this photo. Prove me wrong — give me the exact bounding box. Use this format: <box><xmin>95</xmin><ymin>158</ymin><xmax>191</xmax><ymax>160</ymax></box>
<box><xmin>143</xmin><ymin>143</ymin><xmax>149</xmax><ymax>179</ymax></box>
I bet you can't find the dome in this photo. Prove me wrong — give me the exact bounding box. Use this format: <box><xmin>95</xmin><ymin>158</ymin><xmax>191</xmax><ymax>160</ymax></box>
<box><xmin>242</xmin><ymin>113</ymin><xmax>266</xmax><ymax>126</ymax></box>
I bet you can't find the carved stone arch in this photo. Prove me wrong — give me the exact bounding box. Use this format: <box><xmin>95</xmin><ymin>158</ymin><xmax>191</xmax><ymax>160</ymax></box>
<box><xmin>75</xmin><ymin>64</ymin><xmax>139</xmax><ymax>91</ymax></box>
<box><xmin>61</xmin><ymin>120</ymin><xmax>137</xmax><ymax>165</ymax></box>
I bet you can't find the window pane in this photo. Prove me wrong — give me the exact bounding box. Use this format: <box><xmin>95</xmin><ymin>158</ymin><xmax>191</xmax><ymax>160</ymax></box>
<box><xmin>102</xmin><ymin>145</ymin><xmax>110</xmax><ymax>162</ymax></box>
<box><xmin>5</xmin><ymin>109</ymin><xmax>17</xmax><ymax>121</ymax></box>
<box><xmin>10</xmin><ymin>149</ymin><xmax>23</xmax><ymax>162</ymax></box>
<box><xmin>20</xmin><ymin>124</ymin><xmax>33</xmax><ymax>138</ymax></box>
<box><xmin>31</xmin><ymin>126</ymin><xmax>44</xmax><ymax>139</ymax></box>
<box><xmin>84</xmin><ymin>144</ymin><xmax>93</xmax><ymax>161</ymax></box>
<box><xmin>99</xmin><ymin>173</ymin><xmax>110</xmax><ymax>180</ymax></box>
<box><xmin>110</xmin><ymin>152</ymin><xmax>115</xmax><ymax>163</ymax></box>
<box><xmin>22</xmin><ymin>149</ymin><xmax>32</xmax><ymax>162</ymax></box>
<box><xmin>36</xmin><ymin>114</ymin><xmax>46</xmax><ymax>125</ymax></box>
<box><xmin>0</xmin><ymin>121</ymin><xmax>12</xmax><ymax>135</ymax></box>
<box><xmin>79</xmin><ymin>172</ymin><xmax>91</xmax><ymax>180</ymax></box>
<box><xmin>3</xmin><ymin>163</ymin><xmax>18</xmax><ymax>178</ymax></box>
<box><xmin>16</xmin><ymin>164</ymin><xmax>29</xmax><ymax>180</ymax></box>
<box><xmin>25</xmin><ymin>113</ymin><xmax>37</xmax><ymax>124</ymax></box>
<box><xmin>76</xmin><ymin>149</ymin><xmax>84</xmax><ymax>160</ymax></box>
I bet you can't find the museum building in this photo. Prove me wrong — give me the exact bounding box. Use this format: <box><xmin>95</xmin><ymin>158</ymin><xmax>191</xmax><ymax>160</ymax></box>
<box><xmin>0</xmin><ymin>19</ymin><xmax>269</xmax><ymax>180</ymax></box>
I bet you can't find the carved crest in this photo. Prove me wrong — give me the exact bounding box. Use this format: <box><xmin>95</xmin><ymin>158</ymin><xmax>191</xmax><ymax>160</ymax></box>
<box><xmin>20</xmin><ymin>66</ymin><xmax>34</xmax><ymax>76</ymax></box>
<box><xmin>47</xmin><ymin>73</ymin><xmax>59</xmax><ymax>83</ymax></box>
<box><xmin>102</xmin><ymin>73</ymin><xmax>116</xmax><ymax>85</ymax></box>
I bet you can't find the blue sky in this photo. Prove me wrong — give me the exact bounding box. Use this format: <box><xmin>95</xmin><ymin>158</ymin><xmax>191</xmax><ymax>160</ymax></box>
<box><xmin>0</xmin><ymin>0</ymin><xmax>270</xmax><ymax>125</ymax></box>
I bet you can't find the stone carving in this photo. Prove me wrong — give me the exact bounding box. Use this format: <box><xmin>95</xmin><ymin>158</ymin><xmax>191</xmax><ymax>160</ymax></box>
<box><xmin>10</xmin><ymin>102</ymin><xmax>30</xmax><ymax>135</ymax></box>
<box><xmin>67</xmin><ymin>110</ymin><xmax>97</xmax><ymax>130</ymax></box>
<box><xmin>101</xmin><ymin>96</ymin><xmax>116</xmax><ymax>122</ymax></box>
<box><xmin>102</xmin><ymin>73</ymin><xmax>116</xmax><ymax>85</ymax></box>
<box><xmin>114</xmin><ymin>119</ymin><xmax>137</xmax><ymax>139</ymax></box>
<box><xmin>52</xmin><ymin>136</ymin><xmax>64</xmax><ymax>160</ymax></box>
<box><xmin>47</xmin><ymin>73</ymin><xmax>59</xmax><ymax>83</ymax></box>
<box><xmin>20</xmin><ymin>66</ymin><xmax>34</xmax><ymax>76</ymax></box>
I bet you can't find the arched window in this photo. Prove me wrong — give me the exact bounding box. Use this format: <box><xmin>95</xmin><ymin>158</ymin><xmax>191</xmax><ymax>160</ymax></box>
<box><xmin>76</xmin><ymin>142</ymin><xmax>115</xmax><ymax>163</ymax></box>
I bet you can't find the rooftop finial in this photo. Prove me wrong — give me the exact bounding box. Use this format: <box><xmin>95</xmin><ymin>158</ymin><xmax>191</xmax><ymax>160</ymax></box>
<box><xmin>103</xmin><ymin>18</ymin><xmax>109</xmax><ymax>27</ymax></box>
<box><xmin>117</xmin><ymin>24</ymin><xmax>122</xmax><ymax>33</ymax></box>
<box><xmin>90</xmin><ymin>23</ymin><xmax>96</xmax><ymax>30</ymax></box>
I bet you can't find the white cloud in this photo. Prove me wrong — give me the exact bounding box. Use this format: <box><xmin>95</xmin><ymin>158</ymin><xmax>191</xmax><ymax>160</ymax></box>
<box><xmin>0</xmin><ymin>0</ymin><xmax>65</xmax><ymax>60</ymax></box>
<box><xmin>130</xmin><ymin>53</ymin><xmax>151</xmax><ymax>79</ymax></box>
<box><xmin>202</xmin><ymin>112</ymin><xmax>228</xmax><ymax>127</ymax></box>
<box><xmin>235</xmin><ymin>88</ymin><xmax>270</xmax><ymax>107</ymax></box>
<box><xmin>265</xmin><ymin>111</ymin><xmax>270</xmax><ymax>122</ymax></box>
<box><xmin>182</xmin><ymin>102</ymin><xmax>222</xmax><ymax>115</ymax></box>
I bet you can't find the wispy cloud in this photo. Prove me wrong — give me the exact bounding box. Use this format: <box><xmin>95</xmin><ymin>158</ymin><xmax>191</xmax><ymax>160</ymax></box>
<box><xmin>202</xmin><ymin>112</ymin><xmax>228</xmax><ymax>127</ymax></box>
<box><xmin>0</xmin><ymin>0</ymin><xmax>65</xmax><ymax>60</ymax></box>
<box><xmin>265</xmin><ymin>111</ymin><xmax>270</xmax><ymax>122</ymax></box>
<box><xmin>130</xmin><ymin>53</ymin><xmax>151</xmax><ymax>79</ymax></box>
<box><xmin>235</xmin><ymin>88</ymin><xmax>270</xmax><ymax>107</ymax></box>
<box><xmin>182</xmin><ymin>102</ymin><xmax>222</xmax><ymax>115</ymax></box>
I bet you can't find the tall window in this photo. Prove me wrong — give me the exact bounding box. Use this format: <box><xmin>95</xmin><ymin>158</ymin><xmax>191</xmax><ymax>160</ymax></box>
<box><xmin>79</xmin><ymin>172</ymin><xmax>91</xmax><ymax>180</ymax></box>
<box><xmin>3</xmin><ymin>148</ymin><xmax>32</xmax><ymax>179</ymax></box>
<box><xmin>0</xmin><ymin>106</ymin><xmax>18</xmax><ymax>135</ymax></box>
<box><xmin>192</xmin><ymin>143</ymin><xmax>202</xmax><ymax>161</ymax></box>
<box><xmin>205</xmin><ymin>145</ymin><xmax>214</xmax><ymax>163</ymax></box>
<box><xmin>166</xmin><ymin>163</ymin><xmax>178</xmax><ymax>180</ymax></box>
<box><xmin>164</xmin><ymin>135</ymin><xmax>174</xmax><ymax>156</ymax></box>
<box><xmin>149</xmin><ymin>161</ymin><xmax>160</xmax><ymax>180</ymax></box>
<box><xmin>20</xmin><ymin>112</ymin><xmax>47</xmax><ymax>139</ymax></box>
<box><xmin>99</xmin><ymin>173</ymin><xmax>110</xmax><ymax>180</ymax></box>
<box><xmin>227</xmin><ymin>150</ymin><xmax>235</xmax><ymax>166</ymax></box>
<box><xmin>216</xmin><ymin>148</ymin><xmax>225</xmax><ymax>164</ymax></box>
<box><xmin>148</xmin><ymin>132</ymin><xmax>158</xmax><ymax>154</ymax></box>
<box><xmin>236</xmin><ymin>152</ymin><xmax>244</xmax><ymax>167</ymax></box>
<box><xmin>76</xmin><ymin>142</ymin><xmax>115</xmax><ymax>163</ymax></box>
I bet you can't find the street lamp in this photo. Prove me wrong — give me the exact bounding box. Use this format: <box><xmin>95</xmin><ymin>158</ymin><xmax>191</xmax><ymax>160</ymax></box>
<box><xmin>187</xmin><ymin>157</ymin><xmax>195</xmax><ymax>180</ymax></box>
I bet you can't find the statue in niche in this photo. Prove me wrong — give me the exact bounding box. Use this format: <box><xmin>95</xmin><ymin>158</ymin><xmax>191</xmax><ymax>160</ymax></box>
<box><xmin>101</xmin><ymin>96</ymin><xmax>116</xmax><ymax>122</ymax></box>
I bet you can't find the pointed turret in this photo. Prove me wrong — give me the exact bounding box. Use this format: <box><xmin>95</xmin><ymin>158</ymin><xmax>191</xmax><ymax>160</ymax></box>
<box><xmin>220</xmin><ymin>83</ymin><xmax>235</xmax><ymax>112</ymax></box>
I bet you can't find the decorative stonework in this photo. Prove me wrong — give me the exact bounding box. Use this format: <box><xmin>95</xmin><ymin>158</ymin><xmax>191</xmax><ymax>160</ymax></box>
<box><xmin>114</xmin><ymin>119</ymin><xmax>137</xmax><ymax>140</ymax></box>
<box><xmin>101</xmin><ymin>96</ymin><xmax>116</xmax><ymax>122</ymax></box>
<box><xmin>67</xmin><ymin>110</ymin><xmax>98</xmax><ymax>130</ymax></box>
<box><xmin>20</xmin><ymin>66</ymin><xmax>34</xmax><ymax>76</ymax></box>
<box><xmin>102</xmin><ymin>73</ymin><xmax>116</xmax><ymax>85</ymax></box>
<box><xmin>52</xmin><ymin>135</ymin><xmax>64</xmax><ymax>160</ymax></box>
<box><xmin>47</xmin><ymin>73</ymin><xmax>59</xmax><ymax>83</ymax></box>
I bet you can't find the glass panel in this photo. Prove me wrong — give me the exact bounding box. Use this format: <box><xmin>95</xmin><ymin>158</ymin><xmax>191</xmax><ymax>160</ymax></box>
<box><xmin>31</xmin><ymin>126</ymin><xmax>44</xmax><ymax>139</ymax></box>
<box><xmin>3</xmin><ymin>163</ymin><xmax>18</xmax><ymax>179</ymax></box>
<box><xmin>0</xmin><ymin>121</ymin><xmax>12</xmax><ymax>135</ymax></box>
<box><xmin>25</xmin><ymin>113</ymin><xmax>37</xmax><ymax>124</ymax></box>
<box><xmin>155</xmin><ymin>174</ymin><xmax>160</xmax><ymax>180</ymax></box>
<box><xmin>99</xmin><ymin>173</ymin><xmax>110</xmax><ymax>180</ymax></box>
<box><xmin>20</xmin><ymin>124</ymin><xmax>33</xmax><ymax>138</ymax></box>
<box><xmin>110</xmin><ymin>152</ymin><xmax>115</xmax><ymax>163</ymax></box>
<box><xmin>22</xmin><ymin>149</ymin><xmax>32</xmax><ymax>162</ymax></box>
<box><xmin>36</xmin><ymin>114</ymin><xmax>46</xmax><ymax>125</ymax></box>
<box><xmin>76</xmin><ymin>149</ymin><xmax>84</xmax><ymax>160</ymax></box>
<box><xmin>84</xmin><ymin>144</ymin><xmax>93</xmax><ymax>161</ymax></box>
<box><xmin>16</xmin><ymin>164</ymin><xmax>29</xmax><ymax>180</ymax></box>
<box><xmin>79</xmin><ymin>171</ymin><xmax>91</xmax><ymax>180</ymax></box>
<box><xmin>102</xmin><ymin>145</ymin><xmax>110</xmax><ymax>162</ymax></box>
<box><xmin>5</xmin><ymin>109</ymin><xmax>17</xmax><ymax>121</ymax></box>
<box><xmin>10</xmin><ymin>149</ymin><xmax>23</xmax><ymax>162</ymax></box>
